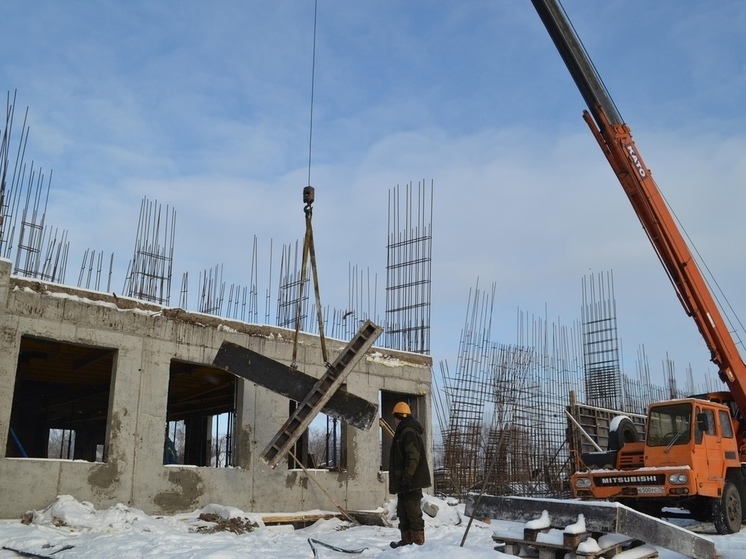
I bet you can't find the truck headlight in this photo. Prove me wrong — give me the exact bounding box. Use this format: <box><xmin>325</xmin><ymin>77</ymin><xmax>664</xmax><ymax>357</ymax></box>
<box><xmin>668</xmin><ymin>473</ymin><xmax>688</xmax><ymax>485</ymax></box>
<box><xmin>575</xmin><ymin>477</ymin><xmax>592</xmax><ymax>489</ymax></box>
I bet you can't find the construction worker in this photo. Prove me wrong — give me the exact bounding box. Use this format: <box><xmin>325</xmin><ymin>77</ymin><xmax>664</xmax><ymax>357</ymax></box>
<box><xmin>388</xmin><ymin>401</ymin><xmax>431</xmax><ymax>547</ymax></box>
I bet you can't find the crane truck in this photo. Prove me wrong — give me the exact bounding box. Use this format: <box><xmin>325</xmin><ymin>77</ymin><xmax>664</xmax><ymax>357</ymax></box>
<box><xmin>530</xmin><ymin>0</ymin><xmax>746</xmax><ymax>534</ymax></box>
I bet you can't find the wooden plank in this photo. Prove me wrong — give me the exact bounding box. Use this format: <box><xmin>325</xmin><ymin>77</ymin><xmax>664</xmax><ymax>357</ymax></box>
<box><xmin>261</xmin><ymin>512</ymin><xmax>338</xmax><ymax>525</ymax></box>
<box><xmin>260</xmin><ymin>510</ymin><xmax>390</xmax><ymax>527</ymax></box>
<box><xmin>563</xmin><ymin>530</ymin><xmax>590</xmax><ymax>549</ymax></box>
<box><xmin>492</xmin><ymin>534</ymin><xmax>568</xmax><ymax>551</ymax></box>
<box><xmin>492</xmin><ymin>531</ymin><xmax>573</xmax><ymax>558</ymax></box>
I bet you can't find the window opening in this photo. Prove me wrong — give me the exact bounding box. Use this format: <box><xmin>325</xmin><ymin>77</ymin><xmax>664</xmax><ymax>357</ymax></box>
<box><xmin>166</xmin><ymin>359</ymin><xmax>236</xmax><ymax>467</ymax></box>
<box><xmin>164</xmin><ymin>420</ymin><xmax>184</xmax><ymax>464</ymax></box>
<box><xmin>310</xmin><ymin>414</ymin><xmax>345</xmax><ymax>469</ymax></box>
<box><xmin>288</xmin><ymin>401</ymin><xmax>347</xmax><ymax>471</ymax></box>
<box><xmin>6</xmin><ymin>336</ymin><xmax>116</xmax><ymax>461</ymax></box>
<box><xmin>211</xmin><ymin>412</ymin><xmax>234</xmax><ymax>467</ymax></box>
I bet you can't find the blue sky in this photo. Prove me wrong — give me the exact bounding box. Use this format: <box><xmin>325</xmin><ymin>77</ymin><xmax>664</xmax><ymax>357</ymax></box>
<box><xmin>2</xmin><ymin>1</ymin><xmax>745</xmax><ymax>387</ymax></box>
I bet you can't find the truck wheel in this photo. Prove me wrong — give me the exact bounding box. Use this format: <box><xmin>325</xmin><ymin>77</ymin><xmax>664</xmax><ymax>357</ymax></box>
<box><xmin>712</xmin><ymin>481</ymin><xmax>743</xmax><ymax>535</ymax></box>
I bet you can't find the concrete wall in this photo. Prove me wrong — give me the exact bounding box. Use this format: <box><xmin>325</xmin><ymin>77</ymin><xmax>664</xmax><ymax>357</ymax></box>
<box><xmin>0</xmin><ymin>259</ymin><xmax>432</xmax><ymax>518</ymax></box>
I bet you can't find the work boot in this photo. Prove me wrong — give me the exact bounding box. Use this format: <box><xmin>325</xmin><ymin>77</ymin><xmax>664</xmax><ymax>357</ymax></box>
<box><xmin>411</xmin><ymin>530</ymin><xmax>425</xmax><ymax>545</ymax></box>
<box><xmin>390</xmin><ymin>529</ymin><xmax>413</xmax><ymax>548</ymax></box>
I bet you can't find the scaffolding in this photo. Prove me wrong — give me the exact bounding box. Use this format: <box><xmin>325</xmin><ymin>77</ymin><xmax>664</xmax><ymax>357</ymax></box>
<box><xmin>436</xmin><ymin>278</ymin><xmax>581</xmax><ymax>499</ymax></box>
<box><xmin>0</xmin><ymin>91</ymin><xmax>28</xmax><ymax>259</ymax></box>
<box><xmin>276</xmin><ymin>240</ymin><xmax>309</xmax><ymax>331</ymax></box>
<box><xmin>384</xmin><ymin>180</ymin><xmax>433</xmax><ymax>354</ymax></box>
<box><xmin>434</xmin><ymin>269</ymin><xmax>719</xmax><ymax>500</ymax></box>
<box><xmin>123</xmin><ymin>197</ymin><xmax>176</xmax><ymax>305</ymax></box>
<box><xmin>441</xmin><ymin>281</ymin><xmax>497</xmax><ymax>495</ymax></box>
<box><xmin>0</xmin><ymin>92</ymin><xmax>68</xmax><ymax>283</ymax></box>
<box><xmin>77</xmin><ymin>249</ymin><xmax>114</xmax><ymax>292</ymax></box>
<box><xmin>198</xmin><ymin>264</ymin><xmax>225</xmax><ymax>316</ymax></box>
<box><xmin>582</xmin><ymin>271</ymin><xmax>622</xmax><ymax>409</ymax></box>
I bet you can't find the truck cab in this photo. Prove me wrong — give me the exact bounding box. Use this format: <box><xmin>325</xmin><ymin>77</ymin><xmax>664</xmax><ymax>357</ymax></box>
<box><xmin>572</xmin><ymin>399</ymin><xmax>745</xmax><ymax>532</ymax></box>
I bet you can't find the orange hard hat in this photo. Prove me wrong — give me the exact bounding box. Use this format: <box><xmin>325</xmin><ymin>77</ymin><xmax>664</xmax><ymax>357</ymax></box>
<box><xmin>393</xmin><ymin>401</ymin><xmax>411</xmax><ymax>416</ymax></box>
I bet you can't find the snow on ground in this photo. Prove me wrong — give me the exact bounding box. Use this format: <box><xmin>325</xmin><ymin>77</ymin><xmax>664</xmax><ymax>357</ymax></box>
<box><xmin>0</xmin><ymin>494</ymin><xmax>743</xmax><ymax>559</ymax></box>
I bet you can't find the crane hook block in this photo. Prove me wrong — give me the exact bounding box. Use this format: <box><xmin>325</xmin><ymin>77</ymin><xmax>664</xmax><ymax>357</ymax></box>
<box><xmin>303</xmin><ymin>186</ymin><xmax>315</xmax><ymax>205</ymax></box>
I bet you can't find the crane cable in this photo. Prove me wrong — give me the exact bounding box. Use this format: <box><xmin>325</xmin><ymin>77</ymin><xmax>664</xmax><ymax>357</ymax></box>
<box><xmin>291</xmin><ymin>0</ymin><xmax>328</xmax><ymax>369</ymax></box>
<box><xmin>307</xmin><ymin>0</ymin><xmax>318</xmax><ymax>187</ymax></box>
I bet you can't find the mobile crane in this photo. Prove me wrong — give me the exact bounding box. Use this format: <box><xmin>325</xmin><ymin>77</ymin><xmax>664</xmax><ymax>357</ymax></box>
<box><xmin>531</xmin><ymin>0</ymin><xmax>746</xmax><ymax>534</ymax></box>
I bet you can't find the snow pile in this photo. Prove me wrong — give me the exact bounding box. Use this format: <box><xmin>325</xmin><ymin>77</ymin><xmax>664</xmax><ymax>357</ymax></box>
<box><xmin>420</xmin><ymin>495</ymin><xmax>464</xmax><ymax>527</ymax></box>
<box><xmin>21</xmin><ymin>494</ymin><xmax>468</xmax><ymax>538</ymax></box>
<box><xmin>0</xmin><ymin>495</ymin><xmax>742</xmax><ymax>559</ymax></box>
<box><xmin>383</xmin><ymin>494</ymin><xmax>464</xmax><ymax>528</ymax></box>
<box><xmin>524</xmin><ymin>509</ymin><xmax>550</xmax><ymax>530</ymax></box>
<box><xmin>20</xmin><ymin>496</ymin><xmax>266</xmax><ymax>537</ymax></box>
<box><xmin>23</xmin><ymin>496</ymin><xmax>176</xmax><ymax>534</ymax></box>
<box><xmin>577</xmin><ymin>536</ymin><xmax>601</xmax><ymax>553</ymax></box>
<box><xmin>564</xmin><ymin>513</ymin><xmax>586</xmax><ymax>534</ymax></box>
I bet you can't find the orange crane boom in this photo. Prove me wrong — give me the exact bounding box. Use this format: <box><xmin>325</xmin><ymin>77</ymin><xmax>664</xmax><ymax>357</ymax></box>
<box><xmin>530</xmin><ymin>0</ymin><xmax>746</xmax><ymax>534</ymax></box>
<box><xmin>531</xmin><ymin>0</ymin><xmax>746</xmax><ymax>425</ymax></box>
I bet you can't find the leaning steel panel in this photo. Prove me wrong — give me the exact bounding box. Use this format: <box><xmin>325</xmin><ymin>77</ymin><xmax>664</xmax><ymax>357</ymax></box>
<box><xmin>467</xmin><ymin>494</ymin><xmax>716</xmax><ymax>558</ymax></box>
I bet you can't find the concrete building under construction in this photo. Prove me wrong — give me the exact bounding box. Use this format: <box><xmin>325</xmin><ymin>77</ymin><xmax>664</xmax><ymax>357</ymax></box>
<box><xmin>0</xmin><ymin>258</ymin><xmax>432</xmax><ymax>518</ymax></box>
<box><xmin>0</xmin><ymin>95</ymin><xmax>438</xmax><ymax>519</ymax></box>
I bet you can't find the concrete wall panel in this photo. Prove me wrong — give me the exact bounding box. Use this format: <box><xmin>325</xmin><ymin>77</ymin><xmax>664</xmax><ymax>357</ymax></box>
<box><xmin>0</xmin><ymin>459</ymin><xmax>63</xmax><ymax>513</ymax></box>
